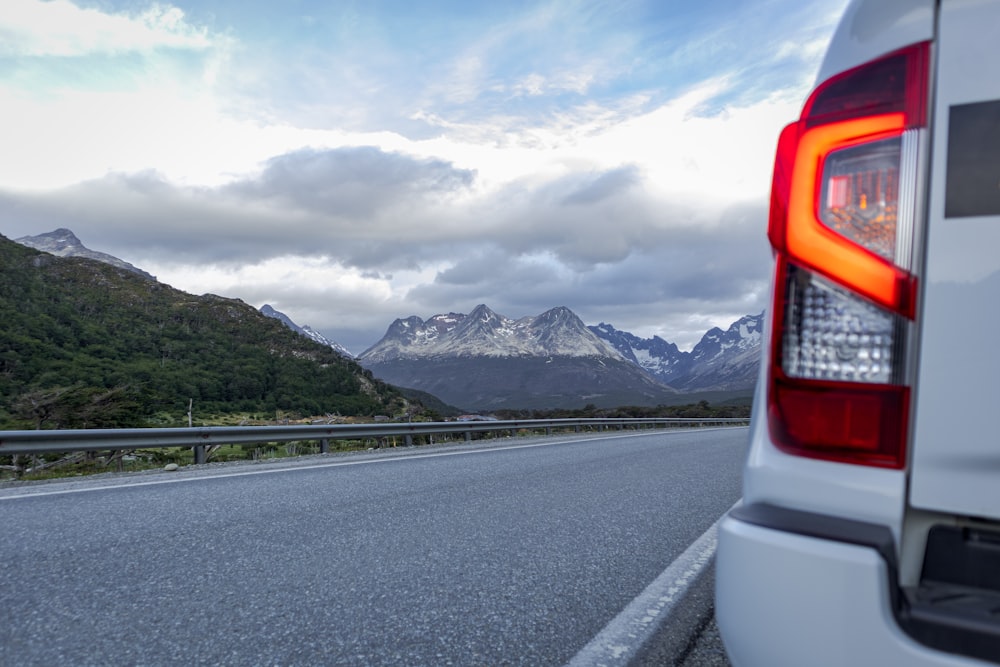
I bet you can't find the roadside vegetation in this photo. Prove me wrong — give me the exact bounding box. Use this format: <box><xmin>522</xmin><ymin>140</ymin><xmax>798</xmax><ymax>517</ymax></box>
<box><xmin>2</xmin><ymin>438</ymin><xmax>394</xmax><ymax>482</ymax></box>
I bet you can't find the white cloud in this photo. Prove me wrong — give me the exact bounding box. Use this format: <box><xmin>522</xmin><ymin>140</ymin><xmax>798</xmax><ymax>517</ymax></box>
<box><xmin>0</xmin><ymin>0</ymin><xmax>849</xmax><ymax>354</ymax></box>
<box><xmin>405</xmin><ymin>80</ymin><xmax>800</xmax><ymax>217</ymax></box>
<box><xmin>0</xmin><ymin>0</ymin><xmax>213</xmax><ymax>57</ymax></box>
<box><xmin>146</xmin><ymin>256</ymin><xmax>394</xmax><ymax>302</ymax></box>
<box><xmin>137</xmin><ymin>255</ymin><xmax>446</xmax><ymax>353</ymax></box>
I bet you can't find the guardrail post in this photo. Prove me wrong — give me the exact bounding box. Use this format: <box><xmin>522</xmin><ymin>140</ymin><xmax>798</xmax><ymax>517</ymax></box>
<box><xmin>405</xmin><ymin>434</ymin><xmax>413</xmax><ymax>447</ymax></box>
<box><xmin>545</xmin><ymin>427</ymin><xmax>552</xmax><ymax>436</ymax></box>
<box><xmin>465</xmin><ymin>431</ymin><xmax>472</xmax><ymax>442</ymax></box>
<box><xmin>320</xmin><ymin>438</ymin><xmax>329</xmax><ymax>454</ymax></box>
<box><xmin>193</xmin><ymin>445</ymin><xmax>206</xmax><ymax>465</ymax></box>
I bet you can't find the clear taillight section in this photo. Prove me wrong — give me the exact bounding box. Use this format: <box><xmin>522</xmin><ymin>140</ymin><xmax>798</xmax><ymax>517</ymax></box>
<box><xmin>782</xmin><ymin>266</ymin><xmax>902</xmax><ymax>385</ymax></box>
<box><xmin>765</xmin><ymin>42</ymin><xmax>928</xmax><ymax>469</ymax></box>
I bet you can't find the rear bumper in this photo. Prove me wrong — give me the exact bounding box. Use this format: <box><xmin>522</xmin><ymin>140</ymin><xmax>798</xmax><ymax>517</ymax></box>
<box><xmin>715</xmin><ymin>504</ymin><xmax>987</xmax><ymax>667</ymax></box>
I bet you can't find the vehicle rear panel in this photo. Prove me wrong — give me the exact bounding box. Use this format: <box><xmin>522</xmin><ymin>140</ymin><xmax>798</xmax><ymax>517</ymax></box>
<box><xmin>910</xmin><ymin>0</ymin><xmax>1000</xmax><ymax>522</ymax></box>
<box><xmin>720</xmin><ymin>0</ymin><xmax>1000</xmax><ymax>664</ymax></box>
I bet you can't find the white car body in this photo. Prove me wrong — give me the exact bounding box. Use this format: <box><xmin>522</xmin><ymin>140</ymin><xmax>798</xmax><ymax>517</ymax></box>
<box><xmin>717</xmin><ymin>0</ymin><xmax>1000</xmax><ymax>665</ymax></box>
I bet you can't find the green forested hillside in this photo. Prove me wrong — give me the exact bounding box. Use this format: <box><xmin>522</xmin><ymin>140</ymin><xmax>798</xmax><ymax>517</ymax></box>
<box><xmin>0</xmin><ymin>235</ymin><xmax>414</xmax><ymax>429</ymax></box>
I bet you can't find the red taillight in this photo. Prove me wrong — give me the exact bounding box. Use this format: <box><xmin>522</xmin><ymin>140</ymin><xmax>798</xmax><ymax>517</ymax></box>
<box><xmin>768</xmin><ymin>261</ymin><xmax>912</xmax><ymax>467</ymax></box>
<box><xmin>766</xmin><ymin>42</ymin><xmax>928</xmax><ymax>469</ymax></box>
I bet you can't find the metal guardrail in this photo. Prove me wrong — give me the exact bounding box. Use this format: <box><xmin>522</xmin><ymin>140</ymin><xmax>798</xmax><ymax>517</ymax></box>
<box><xmin>0</xmin><ymin>418</ymin><xmax>748</xmax><ymax>463</ymax></box>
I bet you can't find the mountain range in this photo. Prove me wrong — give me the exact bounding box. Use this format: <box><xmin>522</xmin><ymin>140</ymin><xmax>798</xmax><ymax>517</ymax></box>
<box><xmin>360</xmin><ymin>304</ymin><xmax>618</xmax><ymax>362</ymax></box>
<box><xmin>252</xmin><ymin>303</ymin><xmax>763</xmax><ymax>404</ymax></box>
<box><xmin>589</xmin><ymin>314</ymin><xmax>763</xmax><ymax>391</ymax></box>
<box><xmin>356</xmin><ymin>304</ymin><xmax>762</xmax><ymax>410</ymax></box>
<box><xmin>358</xmin><ymin>304</ymin><xmax>680</xmax><ymax>410</ymax></box>
<box><xmin>13</xmin><ymin>228</ymin><xmax>763</xmax><ymax>412</ymax></box>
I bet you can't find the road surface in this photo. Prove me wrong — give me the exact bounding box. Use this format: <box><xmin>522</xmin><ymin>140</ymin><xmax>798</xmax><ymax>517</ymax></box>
<box><xmin>1</xmin><ymin>427</ymin><xmax>745</xmax><ymax>666</ymax></box>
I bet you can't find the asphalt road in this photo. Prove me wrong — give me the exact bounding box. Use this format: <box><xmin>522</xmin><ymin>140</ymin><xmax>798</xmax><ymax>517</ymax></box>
<box><xmin>0</xmin><ymin>427</ymin><xmax>745</xmax><ymax>666</ymax></box>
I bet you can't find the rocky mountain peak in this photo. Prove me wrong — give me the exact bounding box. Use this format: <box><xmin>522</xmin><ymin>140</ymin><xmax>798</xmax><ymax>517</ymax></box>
<box><xmin>690</xmin><ymin>313</ymin><xmax>763</xmax><ymax>363</ymax></box>
<box><xmin>360</xmin><ymin>305</ymin><xmax>620</xmax><ymax>363</ymax></box>
<box><xmin>26</xmin><ymin>228</ymin><xmax>83</xmax><ymax>250</ymax></box>
<box><xmin>533</xmin><ymin>305</ymin><xmax>578</xmax><ymax>327</ymax></box>
<box><xmin>589</xmin><ymin>312</ymin><xmax>763</xmax><ymax>392</ymax></box>
<box><xmin>15</xmin><ymin>228</ymin><xmax>156</xmax><ymax>281</ymax></box>
<box><xmin>451</xmin><ymin>304</ymin><xmax>511</xmax><ymax>350</ymax></box>
<box><xmin>469</xmin><ymin>303</ymin><xmax>499</xmax><ymax>321</ymax></box>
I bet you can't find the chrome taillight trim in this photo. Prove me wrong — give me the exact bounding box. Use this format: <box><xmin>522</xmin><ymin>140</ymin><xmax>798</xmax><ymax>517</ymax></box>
<box><xmin>895</xmin><ymin>128</ymin><xmax>921</xmax><ymax>271</ymax></box>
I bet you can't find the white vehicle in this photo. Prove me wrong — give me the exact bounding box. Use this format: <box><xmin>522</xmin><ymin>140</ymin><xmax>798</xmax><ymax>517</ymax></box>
<box><xmin>716</xmin><ymin>0</ymin><xmax>1000</xmax><ymax>665</ymax></box>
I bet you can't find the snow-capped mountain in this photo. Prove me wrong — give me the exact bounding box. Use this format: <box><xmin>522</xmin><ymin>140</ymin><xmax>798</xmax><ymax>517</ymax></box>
<box><xmin>260</xmin><ymin>304</ymin><xmax>354</xmax><ymax>357</ymax></box>
<box><xmin>361</xmin><ymin>304</ymin><xmax>618</xmax><ymax>362</ymax></box>
<box><xmin>590</xmin><ymin>313</ymin><xmax>764</xmax><ymax>391</ymax></box>
<box><xmin>588</xmin><ymin>324</ymin><xmax>688</xmax><ymax>378</ymax></box>
<box><xmin>359</xmin><ymin>305</ymin><xmax>675</xmax><ymax>410</ymax></box>
<box><xmin>15</xmin><ymin>228</ymin><xmax>156</xmax><ymax>281</ymax></box>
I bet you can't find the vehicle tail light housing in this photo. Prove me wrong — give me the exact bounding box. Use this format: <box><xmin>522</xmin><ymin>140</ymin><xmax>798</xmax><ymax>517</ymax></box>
<box><xmin>766</xmin><ymin>42</ymin><xmax>929</xmax><ymax>469</ymax></box>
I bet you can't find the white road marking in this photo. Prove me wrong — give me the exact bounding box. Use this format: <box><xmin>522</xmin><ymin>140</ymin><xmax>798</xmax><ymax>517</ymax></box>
<box><xmin>565</xmin><ymin>502</ymin><xmax>739</xmax><ymax>667</ymax></box>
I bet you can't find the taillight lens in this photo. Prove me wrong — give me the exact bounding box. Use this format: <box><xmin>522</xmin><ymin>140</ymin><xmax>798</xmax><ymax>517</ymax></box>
<box><xmin>781</xmin><ymin>265</ymin><xmax>902</xmax><ymax>385</ymax></box>
<box><xmin>766</xmin><ymin>42</ymin><xmax>928</xmax><ymax>469</ymax></box>
<box><xmin>820</xmin><ymin>136</ymin><xmax>901</xmax><ymax>262</ymax></box>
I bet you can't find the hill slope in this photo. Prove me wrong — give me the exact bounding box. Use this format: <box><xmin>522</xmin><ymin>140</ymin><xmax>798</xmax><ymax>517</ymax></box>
<box><xmin>0</xmin><ymin>234</ymin><xmax>412</xmax><ymax>428</ymax></box>
<box><xmin>260</xmin><ymin>304</ymin><xmax>354</xmax><ymax>358</ymax></box>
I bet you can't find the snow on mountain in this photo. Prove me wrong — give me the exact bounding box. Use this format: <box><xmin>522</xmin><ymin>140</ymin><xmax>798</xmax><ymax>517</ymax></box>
<box><xmin>589</xmin><ymin>323</ymin><xmax>687</xmax><ymax>377</ymax></box>
<box><xmin>361</xmin><ymin>304</ymin><xmax>621</xmax><ymax>362</ymax></box>
<box><xmin>358</xmin><ymin>305</ymin><xmax>672</xmax><ymax>410</ymax></box>
<box><xmin>15</xmin><ymin>228</ymin><xmax>156</xmax><ymax>281</ymax></box>
<box><xmin>689</xmin><ymin>314</ymin><xmax>763</xmax><ymax>363</ymax></box>
<box><xmin>362</xmin><ymin>304</ymin><xmax>762</xmax><ymax>401</ymax></box>
<box><xmin>260</xmin><ymin>304</ymin><xmax>354</xmax><ymax>358</ymax></box>
<box><xmin>589</xmin><ymin>312</ymin><xmax>764</xmax><ymax>391</ymax></box>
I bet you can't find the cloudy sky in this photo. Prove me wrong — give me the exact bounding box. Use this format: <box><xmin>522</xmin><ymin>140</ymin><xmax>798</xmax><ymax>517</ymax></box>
<box><xmin>1</xmin><ymin>0</ymin><xmax>849</xmax><ymax>354</ymax></box>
